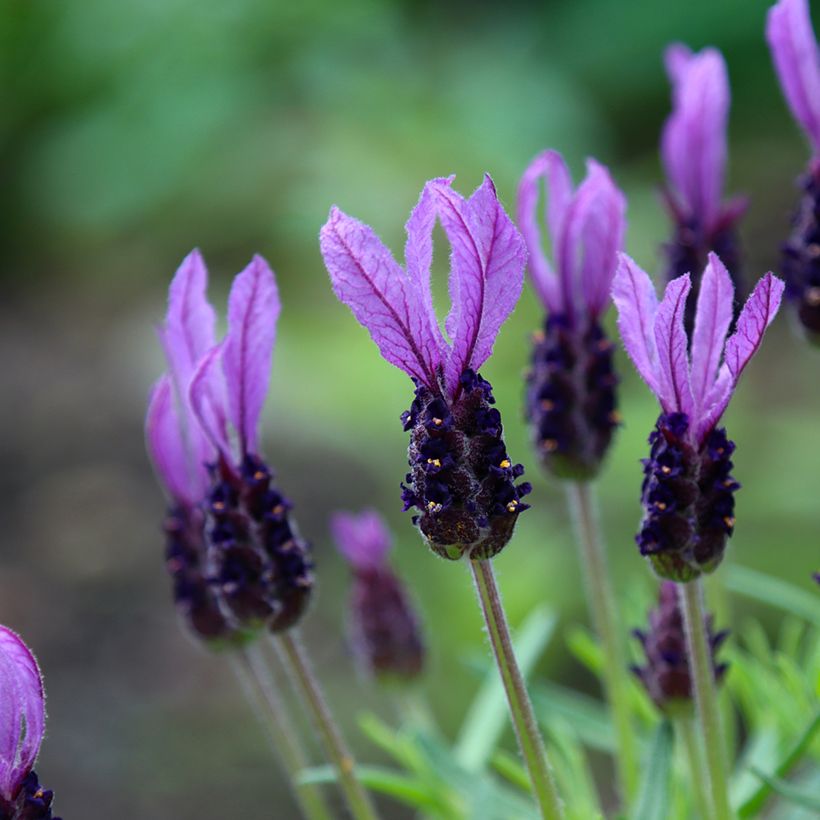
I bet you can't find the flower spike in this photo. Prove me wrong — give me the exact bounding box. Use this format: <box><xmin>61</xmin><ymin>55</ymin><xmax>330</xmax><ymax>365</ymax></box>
<box><xmin>321</xmin><ymin>176</ymin><xmax>531</xmax><ymax>560</ymax></box>
<box><xmin>613</xmin><ymin>254</ymin><xmax>783</xmax><ymax>580</ymax></box>
<box><xmin>518</xmin><ymin>150</ymin><xmax>626</xmax><ymax>478</ymax></box>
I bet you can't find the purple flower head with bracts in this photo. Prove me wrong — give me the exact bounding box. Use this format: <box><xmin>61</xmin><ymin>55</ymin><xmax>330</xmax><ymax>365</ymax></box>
<box><xmin>632</xmin><ymin>582</ymin><xmax>727</xmax><ymax>715</ymax></box>
<box><xmin>613</xmin><ymin>252</ymin><xmax>783</xmax><ymax>580</ymax></box>
<box><xmin>146</xmin><ymin>251</ymin><xmax>314</xmax><ymax>643</ymax></box>
<box><xmin>767</xmin><ymin>0</ymin><xmax>820</xmax><ymax>343</ymax></box>
<box><xmin>331</xmin><ymin>510</ymin><xmax>425</xmax><ymax>682</ymax></box>
<box><xmin>320</xmin><ymin>176</ymin><xmax>532</xmax><ymax>561</ymax></box>
<box><xmin>661</xmin><ymin>44</ymin><xmax>746</xmax><ymax>332</ymax></box>
<box><xmin>517</xmin><ymin>150</ymin><xmax>626</xmax><ymax>478</ymax></box>
<box><xmin>0</xmin><ymin>626</ymin><xmax>61</xmax><ymax>820</ymax></box>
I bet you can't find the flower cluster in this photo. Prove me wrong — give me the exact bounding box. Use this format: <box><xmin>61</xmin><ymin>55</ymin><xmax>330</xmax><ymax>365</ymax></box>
<box><xmin>320</xmin><ymin>176</ymin><xmax>531</xmax><ymax>560</ymax></box>
<box><xmin>517</xmin><ymin>150</ymin><xmax>626</xmax><ymax>478</ymax></box>
<box><xmin>146</xmin><ymin>251</ymin><xmax>313</xmax><ymax>645</ymax></box>
<box><xmin>0</xmin><ymin>627</ymin><xmax>60</xmax><ymax>820</ymax></box>
<box><xmin>332</xmin><ymin>510</ymin><xmax>425</xmax><ymax>682</ymax></box>
<box><xmin>613</xmin><ymin>252</ymin><xmax>783</xmax><ymax>581</ymax></box>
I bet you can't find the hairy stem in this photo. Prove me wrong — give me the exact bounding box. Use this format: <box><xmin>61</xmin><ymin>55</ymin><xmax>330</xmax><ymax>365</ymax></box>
<box><xmin>676</xmin><ymin>714</ymin><xmax>715</xmax><ymax>820</ymax></box>
<box><xmin>232</xmin><ymin>645</ymin><xmax>336</xmax><ymax>820</ymax></box>
<box><xmin>469</xmin><ymin>559</ymin><xmax>564</xmax><ymax>820</ymax></box>
<box><xmin>274</xmin><ymin>631</ymin><xmax>380</xmax><ymax>820</ymax></box>
<box><xmin>567</xmin><ymin>481</ymin><xmax>639</xmax><ymax>803</ymax></box>
<box><xmin>679</xmin><ymin>579</ymin><xmax>734</xmax><ymax>820</ymax></box>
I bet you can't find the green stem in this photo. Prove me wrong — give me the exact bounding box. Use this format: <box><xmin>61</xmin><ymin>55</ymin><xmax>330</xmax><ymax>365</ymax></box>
<box><xmin>676</xmin><ymin>714</ymin><xmax>715</xmax><ymax>820</ymax></box>
<box><xmin>566</xmin><ymin>481</ymin><xmax>639</xmax><ymax>803</ymax></box>
<box><xmin>232</xmin><ymin>645</ymin><xmax>336</xmax><ymax>820</ymax></box>
<box><xmin>469</xmin><ymin>559</ymin><xmax>564</xmax><ymax>820</ymax></box>
<box><xmin>679</xmin><ymin>580</ymin><xmax>734</xmax><ymax>820</ymax></box>
<box><xmin>274</xmin><ymin>631</ymin><xmax>380</xmax><ymax>820</ymax></box>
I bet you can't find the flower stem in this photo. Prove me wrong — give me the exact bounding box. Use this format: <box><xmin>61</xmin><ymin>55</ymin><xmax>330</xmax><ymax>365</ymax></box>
<box><xmin>679</xmin><ymin>579</ymin><xmax>734</xmax><ymax>820</ymax></box>
<box><xmin>469</xmin><ymin>559</ymin><xmax>564</xmax><ymax>820</ymax></box>
<box><xmin>231</xmin><ymin>645</ymin><xmax>336</xmax><ymax>820</ymax></box>
<box><xmin>676</xmin><ymin>714</ymin><xmax>715</xmax><ymax>820</ymax></box>
<box><xmin>274</xmin><ymin>631</ymin><xmax>380</xmax><ymax>820</ymax></box>
<box><xmin>566</xmin><ymin>481</ymin><xmax>639</xmax><ymax>802</ymax></box>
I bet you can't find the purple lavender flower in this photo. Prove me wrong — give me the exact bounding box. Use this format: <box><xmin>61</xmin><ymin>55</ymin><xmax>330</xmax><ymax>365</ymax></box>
<box><xmin>146</xmin><ymin>251</ymin><xmax>313</xmax><ymax>642</ymax></box>
<box><xmin>613</xmin><ymin>252</ymin><xmax>783</xmax><ymax>580</ymax></box>
<box><xmin>0</xmin><ymin>626</ymin><xmax>61</xmax><ymax>820</ymax></box>
<box><xmin>767</xmin><ymin>0</ymin><xmax>820</xmax><ymax>343</ymax></box>
<box><xmin>662</xmin><ymin>44</ymin><xmax>746</xmax><ymax>333</ymax></box>
<box><xmin>331</xmin><ymin>510</ymin><xmax>425</xmax><ymax>682</ymax></box>
<box><xmin>632</xmin><ymin>582</ymin><xmax>727</xmax><ymax>715</ymax></box>
<box><xmin>320</xmin><ymin>176</ymin><xmax>531</xmax><ymax>560</ymax></box>
<box><xmin>517</xmin><ymin>150</ymin><xmax>626</xmax><ymax>478</ymax></box>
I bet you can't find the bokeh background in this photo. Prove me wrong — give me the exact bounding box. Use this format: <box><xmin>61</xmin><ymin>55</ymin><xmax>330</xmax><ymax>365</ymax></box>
<box><xmin>1</xmin><ymin>0</ymin><xmax>818</xmax><ymax>817</ymax></box>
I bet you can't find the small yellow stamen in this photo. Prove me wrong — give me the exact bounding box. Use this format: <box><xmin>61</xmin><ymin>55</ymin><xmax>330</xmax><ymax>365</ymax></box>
<box><xmin>432</xmin><ymin>417</ymin><xmax>443</xmax><ymax>426</ymax></box>
<box><xmin>272</xmin><ymin>504</ymin><xmax>284</xmax><ymax>516</ymax></box>
<box><xmin>723</xmin><ymin>515</ymin><xmax>736</xmax><ymax>528</ymax></box>
<box><xmin>540</xmin><ymin>399</ymin><xmax>555</xmax><ymax>411</ymax></box>
<box><xmin>253</xmin><ymin>470</ymin><xmax>266</xmax><ymax>480</ymax></box>
<box><xmin>723</xmin><ymin>479</ymin><xmax>734</xmax><ymax>488</ymax></box>
<box><xmin>427</xmin><ymin>458</ymin><xmax>441</xmax><ymax>467</ymax></box>
<box><xmin>660</xmin><ymin>465</ymin><xmax>672</xmax><ymax>475</ymax></box>
<box><xmin>506</xmin><ymin>499</ymin><xmax>519</xmax><ymax>513</ymax></box>
<box><xmin>499</xmin><ymin>458</ymin><xmax>511</xmax><ymax>469</ymax></box>
<box><xmin>542</xmin><ymin>438</ymin><xmax>558</xmax><ymax>453</ymax></box>
<box><xmin>656</xmin><ymin>502</ymin><xmax>667</xmax><ymax>511</ymax></box>
<box><xmin>213</xmin><ymin>501</ymin><xmax>225</xmax><ymax>512</ymax></box>
<box><xmin>427</xmin><ymin>501</ymin><xmax>442</xmax><ymax>512</ymax></box>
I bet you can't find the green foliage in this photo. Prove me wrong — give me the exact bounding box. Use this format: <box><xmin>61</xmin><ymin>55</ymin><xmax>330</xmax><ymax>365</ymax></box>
<box><xmin>632</xmin><ymin>721</ymin><xmax>673</xmax><ymax>820</ymax></box>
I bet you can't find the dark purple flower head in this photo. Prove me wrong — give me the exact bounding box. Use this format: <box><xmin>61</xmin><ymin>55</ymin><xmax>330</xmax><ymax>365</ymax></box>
<box><xmin>613</xmin><ymin>254</ymin><xmax>783</xmax><ymax>580</ymax></box>
<box><xmin>320</xmin><ymin>177</ymin><xmax>532</xmax><ymax>560</ymax></box>
<box><xmin>331</xmin><ymin>510</ymin><xmax>425</xmax><ymax>682</ymax></box>
<box><xmin>632</xmin><ymin>582</ymin><xmax>727</xmax><ymax>715</ymax></box>
<box><xmin>518</xmin><ymin>151</ymin><xmax>626</xmax><ymax>478</ymax></box>
<box><xmin>661</xmin><ymin>44</ymin><xmax>746</xmax><ymax>331</ymax></box>
<box><xmin>767</xmin><ymin>0</ymin><xmax>820</xmax><ymax>343</ymax></box>
<box><xmin>146</xmin><ymin>252</ymin><xmax>313</xmax><ymax>642</ymax></box>
<box><xmin>0</xmin><ymin>627</ymin><xmax>60</xmax><ymax>820</ymax></box>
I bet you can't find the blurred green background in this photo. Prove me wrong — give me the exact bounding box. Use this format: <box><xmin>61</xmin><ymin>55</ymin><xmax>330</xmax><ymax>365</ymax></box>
<box><xmin>1</xmin><ymin>0</ymin><xmax>817</xmax><ymax>817</ymax></box>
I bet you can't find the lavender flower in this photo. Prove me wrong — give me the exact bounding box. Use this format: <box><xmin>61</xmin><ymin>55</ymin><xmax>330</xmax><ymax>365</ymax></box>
<box><xmin>0</xmin><ymin>626</ymin><xmax>60</xmax><ymax>820</ymax></box>
<box><xmin>517</xmin><ymin>150</ymin><xmax>626</xmax><ymax>478</ymax></box>
<box><xmin>662</xmin><ymin>44</ymin><xmax>746</xmax><ymax>332</ymax></box>
<box><xmin>632</xmin><ymin>582</ymin><xmax>727</xmax><ymax>715</ymax></box>
<box><xmin>332</xmin><ymin>510</ymin><xmax>425</xmax><ymax>682</ymax></box>
<box><xmin>613</xmin><ymin>252</ymin><xmax>783</xmax><ymax>581</ymax></box>
<box><xmin>146</xmin><ymin>251</ymin><xmax>313</xmax><ymax>643</ymax></box>
<box><xmin>767</xmin><ymin>0</ymin><xmax>820</xmax><ymax>343</ymax></box>
<box><xmin>320</xmin><ymin>176</ymin><xmax>531</xmax><ymax>560</ymax></box>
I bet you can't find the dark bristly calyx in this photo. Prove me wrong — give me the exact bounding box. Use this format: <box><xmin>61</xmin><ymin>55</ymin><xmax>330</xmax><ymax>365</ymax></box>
<box><xmin>0</xmin><ymin>772</ymin><xmax>62</xmax><ymax>820</ymax></box>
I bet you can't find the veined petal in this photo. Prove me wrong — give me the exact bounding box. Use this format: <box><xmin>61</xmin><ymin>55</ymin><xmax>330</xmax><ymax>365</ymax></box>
<box><xmin>190</xmin><ymin>343</ymin><xmax>231</xmax><ymax>457</ymax></box>
<box><xmin>690</xmin><ymin>253</ymin><xmax>735</xmax><ymax>413</ymax></box>
<box><xmin>434</xmin><ymin>175</ymin><xmax>527</xmax><ymax>392</ymax></box>
<box><xmin>654</xmin><ymin>275</ymin><xmax>695</xmax><ymax>418</ymax></box>
<box><xmin>661</xmin><ymin>45</ymin><xmax>729</xmax><ymax>230</ymax></box>
<box><xmin>0</xmin><ymin>626</ymin><xmax>45</xmax><ymax>801</ymax></box>
<box><xmin>767</xmin><ymin>0</ymin><xmax>820</xmax><ymax>153</ymax></box>
<box><xmin>331</xmin><ymin>509</ymin><xmax>392</xmax><ymax>571</ymax></box>
<box><xmin>321</xmin><ymin>206</ymin><xmax>437</xmax><ymax>388</ymax></box>
<box><xmin>612</xmin><ymin>254</ymin><xmax>662</xmax><ymax>395</ymax></box>
<box><xmin>697</xmin><ymin>364</ymin><xmax>734</xmax><ymax>442</ymax></box>
<box><xmin>223</xmin><ymin>256</ymin><xmax>280</xmax><ymax>455</ymax></box>
<box><xmin>516</xmin><ymin>151</ymin><xmax>569</xmax><ymax>313</ymax></box>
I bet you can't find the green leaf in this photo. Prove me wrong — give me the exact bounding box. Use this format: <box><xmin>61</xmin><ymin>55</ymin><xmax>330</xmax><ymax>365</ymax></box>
<box><xmin>565</xmin><ymin>624</ymin><xmax>604</xmax><ymax>675</ymax></box>
<box><xmin>454</xmin><ymin>605</ymin><xmax>556</xmax><ymax>771</ymax></box>
<box><xmin>748</xmin><ymin>767</ymin><xmax>820</xmax><ymax>813</ymax></box>
<box><xmin>632</xmin><ymin>720</ymin><xmax>673</xmax><ymax>820</ymax></box>
<box><xmin>491</xmin><ymin>749</ymin><xmax>531</xmax><ymax>791</ymax></box>
<box><xmin>531</xmin><ymin>682</ymin><xmax>615</xmax><ymax>752</ymax></box>
<box><xmin>725</xmin><ymin>565</ymin><xmax>820</xmax><ymax>626</ymax></box>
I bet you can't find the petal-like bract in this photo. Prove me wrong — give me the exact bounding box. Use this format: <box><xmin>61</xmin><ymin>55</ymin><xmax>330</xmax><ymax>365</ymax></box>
<box><xmin>331</xmin><ymin>509</ymin><xmax>392</xmax><ymax>571</ymax></box>
<box><xmin>654</xmin><ymin>275</ymin><xmax>695</xmax><ymax>418</ymax></box>
<box><xmin>189</xmin><ymin>342</ymin><xmax>232</xmax><ymax>457</ymax></box>
<box><xmin>767</xmin><ymin>0</ymin><xmax>820</xmax><ymax>153</ymax></box>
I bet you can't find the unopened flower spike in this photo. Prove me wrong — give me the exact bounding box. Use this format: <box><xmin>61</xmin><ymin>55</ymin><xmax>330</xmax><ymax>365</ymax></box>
<box><xmin>632</xmin><ymin>582</ymin><xmax>727</xmax><ymax>715</ymax></box>
<box><xmin>518</xmin><ymin>150</ymin><xmax>626</xmax><ymax>478</ymax></box>
<box><xmin>0</xmin><ymin>626</ymin><xmax>61</xmax><ymax>820</ymax></box>
<box><xmin>612</xmin><ymin>252</ymin><xmax>783</xmax><ymax>581</ymax></box>
<box><xmin>146</xmin><ymin>251</ymin><xmax>314</xmax><ymax>644</ymax></box>
<box><xmin>662</xmin><ymin>44</ymin><xmax>746</xmax><ymax>333</ymax></box>
<box><xmin>320</xmin><ymin>176</ymin><xmax>531</xmax><ymax>561</ymax></box>
<box><xmin>332</xmin><ymin>510</ymin><xmax>425</xmax><ymax>682</ymax></box>
<box><xmin>767</xmin><ymin>0</ymin><xmax>820</xmax><ymax>344</ymax></box>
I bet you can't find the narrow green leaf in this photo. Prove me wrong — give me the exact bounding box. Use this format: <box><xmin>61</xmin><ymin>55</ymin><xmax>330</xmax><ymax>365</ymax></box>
<box><xmin>565</xmin><ymin>625</ymin><xmax>605</xmax><ymax>674</ymax></box>
<box><xmin>531</xmin><ymin>682</ymin><xmax>615</xmax><ymax>752</ymax></box>
<box><xmin>725</xmin><ymin>565</ymin><xmax>820</xmax><ymax>626</ymax></box>
<box><xmin>454</xmin><ymin>605</ymin><xmax>556</xmax><ymax>771</ymax></box>
<box><xmin>632</xmin><ymin>720</ymin><xmax>674</xmax><ymax>820</ymax></box>
<box><xmin>358</xmin><ymin>712</ymin><xmax>428</xmax><ymax>775</ymax></box>
<box><xmin>748</xmin><ymin>767</ymin><xmax>820</xmax><ymax>813</ymax></box>
<box><xmin>491</xmin><ymin>749</ymin><xmax>531</xmax><ymax>791</ymax></box>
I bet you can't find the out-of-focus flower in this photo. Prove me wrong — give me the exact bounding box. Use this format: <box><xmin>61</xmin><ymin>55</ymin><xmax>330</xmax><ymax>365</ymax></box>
<box><xmin>332</xmin><ymin>510</ymin><xmax>425</xmax><ymax>682</ymax></box>
<box><xmin>0</xmin><ymin>626</ymin><xmax>60</xmax><ymax>820</ymax></box>
<box><xmin>767</xmin><ymin>0</ymin><xmax>820</xmax><ymax>343</ymax></box>
<box><xmin>661</xmin><ymin>44</ymin><xmax>746</xmax><ymax>332</ymax></box>
<box><xmin>632</xmin><ymin>582</ymin><xmax>727</xmax><ymax>714</ymax></box>
<box><xmin>612</xmin><ymin>252</ymin><xmax>783</xmax><ymax>580</ymax></box>
<box><xmin>517</xmin><ymin>150</ymin><xmax>626</xmax><ymax>478</ymax></box>
<box><xmin>320</xmin><ymin>176</ymin><xmax>531</xmax><ymax>561</ymax></box>
<box><xmin>146</xmin><ymin>251</ymin><xmax>313</xmax><ymax>644</ymax></box>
